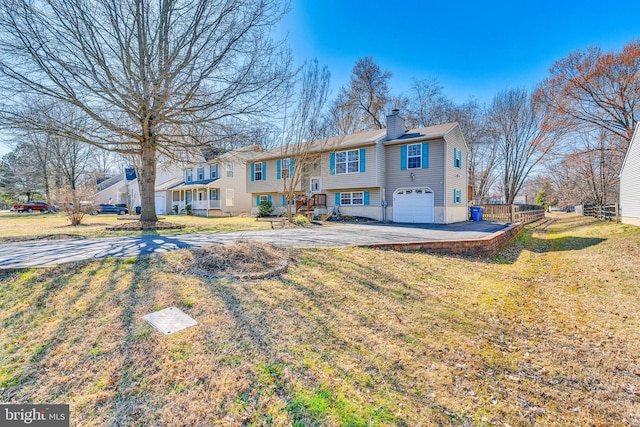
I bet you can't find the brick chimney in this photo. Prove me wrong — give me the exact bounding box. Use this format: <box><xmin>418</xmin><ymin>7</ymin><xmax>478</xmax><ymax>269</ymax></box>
<box><xmin>386</xmin><ymin>109</ymin><xmax>406</xmax><ymax>140</ymax></box>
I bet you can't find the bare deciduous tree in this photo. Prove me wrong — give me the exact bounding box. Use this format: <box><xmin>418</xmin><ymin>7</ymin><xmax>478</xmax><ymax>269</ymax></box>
<box><xmin>0</xmin><ymin>0</ymin><xmax>291</xmax><ymax>222</ymax></box>
<box><xmin>560</xmin><ymin>130</ymin><xmax>623</xmax><ymax>205</ymax></box>
<box><xmin>278</xmin><ymin>60</ymin><xmax>331</xmax><ymax>221</ymax></box>
<box><xmin>406</xmin><ymin>78</ymin><xmax>454</xmax><ymax>128</ymax></box>
<box><xmin>490</xmin><ymin>88</ymin><xmax>562</xmax><ymax>205</ymax></box>
<box><xmin>537</xmin><ymin>40</ymin><xmax>640</xmax><ymax>143</ymax></box>
<box><xmin>336</xmin><ymin>56</ymin><xmax>391</xmax><ymax>131</ymax></box>
<box><xmin>406</xmin><ymin>80</ymin><xmax>499</xmax><ymax>203</ymax></box>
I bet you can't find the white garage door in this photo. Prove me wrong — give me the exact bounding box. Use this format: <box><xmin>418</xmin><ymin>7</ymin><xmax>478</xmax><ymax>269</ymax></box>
<box><xmin>155</xmin><ymin>193</ymin><xmax>166</xmax><ymax>215</ymax></box>
<box><xmin>393</xmin><ymin>188</ymin><xmax>434</xmax><ymax>223</ymax></box>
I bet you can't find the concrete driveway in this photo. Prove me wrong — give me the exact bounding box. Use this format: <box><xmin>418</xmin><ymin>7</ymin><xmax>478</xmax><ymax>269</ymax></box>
<box><xmin>0</xmin><ymin>221</ymin><xmax>508</xmax><ymax>269</ymax></box>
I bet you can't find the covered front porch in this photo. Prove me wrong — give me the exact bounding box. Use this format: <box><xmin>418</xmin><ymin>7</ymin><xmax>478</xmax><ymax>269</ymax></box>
<box><xmin>170</xmin><ymin>182</ymin><xmax>222</xmax><ymax>217</ymax></box>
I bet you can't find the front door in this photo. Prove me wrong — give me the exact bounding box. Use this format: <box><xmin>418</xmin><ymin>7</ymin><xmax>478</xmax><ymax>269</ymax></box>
<box><xmin>310</xmin><ymin>178</ymin><xmax>321</xmax><ymax>194</ymax></box>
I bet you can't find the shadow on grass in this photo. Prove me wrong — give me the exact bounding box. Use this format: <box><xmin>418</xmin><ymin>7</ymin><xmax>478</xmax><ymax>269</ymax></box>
<box><xmin>489</xmin><ymin>230</ymin><xmax>606</xmax><ymax>264</ymax></box>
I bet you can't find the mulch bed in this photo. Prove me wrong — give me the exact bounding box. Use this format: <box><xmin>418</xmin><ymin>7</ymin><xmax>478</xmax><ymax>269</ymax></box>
<box><xmin>163</xmin><ymin>241</ymin><xmax>289</xmax><ymax>280</ymax></box>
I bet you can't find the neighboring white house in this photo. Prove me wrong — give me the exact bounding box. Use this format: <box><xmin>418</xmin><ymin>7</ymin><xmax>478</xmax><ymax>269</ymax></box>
<box><xmin>94</xmin><ymin>163</ymin><xmax>182</xmax><ymax>214</ymax></box>
<box><xmin>163</xmin><ymin>146</ymin><xmax>263</xmax><ymax>216</ymax></box>
<box><xmin>620</xmin><ymin>123</ymin><xmax>640</xmax><ymax>226</ymax></box>
<box><xmin>246</xmin><ymin>111</ymin><xmax>469</xmax><ymax>224</ymax></box>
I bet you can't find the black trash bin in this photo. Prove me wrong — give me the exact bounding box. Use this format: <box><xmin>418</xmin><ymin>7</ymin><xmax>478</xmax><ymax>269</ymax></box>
<box><xmin>135</xmin><ymin>206</ymin><xmax>141</xmax><ymax>215</ymax></box>
<box><xmin>470</xmin><ymin>206</ymin><xmax>483</xmax><ymax>221</ymax></box>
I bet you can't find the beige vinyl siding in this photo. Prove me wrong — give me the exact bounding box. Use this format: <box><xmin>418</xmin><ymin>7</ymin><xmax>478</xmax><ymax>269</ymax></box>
<box><xmin>444</xmin><ymin>126</ymin><xmax>469</xmax><ymax>210</ymax></box>
<box><xmin>323</xmin><ymin>145</ymin><xmax>378</xmax><ymax>190</ymax></box>
<box><xmin>384</xmin><ymin>139</ymin><xmax>446</xmax><ymax>206</ymax></box>
<box><xmin>216</xmin><ymin>158</ymin><xmax>253</xmax><ymax>213</ymax></box>
<box><xmin>620</xmin><ymin>128</ymin><xmax>640</xmax><ymax>223</ymax></box>
<box><xmin>246</xmin><ymin>159</ymin><xmax>303</xmax><ymax>194</ymax></box>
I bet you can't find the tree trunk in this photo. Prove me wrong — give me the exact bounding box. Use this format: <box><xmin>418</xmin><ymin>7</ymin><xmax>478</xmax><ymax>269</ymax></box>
<box><xmin>138</xmin><ymin>141</ymin><xmax>158</xmax><ymax>222</ymax></box>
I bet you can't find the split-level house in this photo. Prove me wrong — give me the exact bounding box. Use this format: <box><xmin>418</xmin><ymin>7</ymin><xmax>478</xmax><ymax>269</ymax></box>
<box><xmin>163</xmin><ymin>145</ymin><xmax>263</xmax><ymax>216</ymax></box>
<box><xmin>620</xmin><ymin>122</ymin><xmax>640</xmax><ymax>226</ymax></box>
<box><xmin>246</xmin><ymin>111</ymin><xmax>469</xmax><ymax>223</ymax></box>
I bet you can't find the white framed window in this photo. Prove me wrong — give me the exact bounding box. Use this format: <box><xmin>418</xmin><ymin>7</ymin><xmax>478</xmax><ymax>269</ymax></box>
<box><xmin>226</xmin><ymin>189</ymin><xmax>234</xmax><ymax>206</ymax></box>
<box><xmin>209</xmin><ymin>189</ymin><xmax>219</xmax><ymax>200</ymax></box>
<box><xmin>281</xmin><ymin>158</ymin><xmax>291</xmax><ymax>179</ymax></box>
<box><xmin>210</xmin><ymin>164</ymin><xmax>219</xmax><ymax>179</ymax></box>
<box><xmin>197</xmin><ymin>167</ymin><xmax>205</xmax><ymax>181</ymax></box>
<box><xmin>185</xmin><ymin>169</ymin><xmax>193</xmax><ymax>182</ymax></box>
<box><xmin>453</xmin><ymin>188</ymin><xmax>462</xmax><ymax>204</ymax></box>
<box><xmin>226</xmin><ymin>163</ymin><xmax>233</xmax><ymax>177</ymax></box>
<box><xmin>259</xmin><ymin>195</ymin><xmax>269</xmax><ymax>204</ymax></box>
<box><xmin>454</xmin><ymin>148</ymin><xmax>463</xmax><ymax>169</ymax></box>
<box><xmin>407</xmin><ymin>144</ymin><xmax>422</xmax><ymax>169</ymax></box>
<box><xmin>254</xmin><ymin>162</ymin><xmax>263</xmax><ymax>181</ymax></box>
<box><xmin>172</xmin><ymin>192</ymin><xmax>181</xmax><ymax>202</ymax></box>
<box><xmin>335</xmin><ymin>150</ymin><xmax>359</xmax><ymax>174</ymax></box>
<box><xmin>340</xmin><ymin>191</ymin><xmax>364</xmax><ymax>206</ymax></box>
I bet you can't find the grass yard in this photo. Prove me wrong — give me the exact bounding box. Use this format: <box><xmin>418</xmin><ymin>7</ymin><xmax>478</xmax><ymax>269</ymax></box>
<box><xmin>0</xmin><ymin>214</ymin><xmax>639</xmax><ymax>426</ymax></box>
<box><xmin>0</xmin><ymin>212</ymin><xmax>272</xmax><ymax>242</ymax></box>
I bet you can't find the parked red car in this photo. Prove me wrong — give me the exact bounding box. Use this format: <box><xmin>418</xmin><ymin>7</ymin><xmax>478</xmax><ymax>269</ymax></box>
<box><xmin>12</xmin><ymin>201</ymin><xmax>49</xmax><ymax>213</ymax></box>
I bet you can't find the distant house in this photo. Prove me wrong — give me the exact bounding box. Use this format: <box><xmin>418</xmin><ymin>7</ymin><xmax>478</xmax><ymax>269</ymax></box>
<box><xmin>95</xmin><ymin>163</ymin><xmax>182</xmax><ymax>214</ymax></box>
<box><xmin>163</xmin><ymin>146</ymin><xmax>263</xmax><ymax>216</ymax></box>
<box><xmin>487</xmin><ymin>194</ymin><xmax>529</xmax><ymax>205</ymax></box>
<box><xmin>246</xmin><ymin>111</ymin><xmax>469</xmax><ymax>223</ymax></box>
<box><xmin>620</xmin><ymin>123</ymin><xmax>640</xmax><ymax>226</ymax></box>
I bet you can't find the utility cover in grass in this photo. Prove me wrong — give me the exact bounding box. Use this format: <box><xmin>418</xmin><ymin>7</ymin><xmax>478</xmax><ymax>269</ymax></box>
<box><xmin>142</xmin><ymin>307</ymin><xmax>197</xmax><ymax>335</ymax></box>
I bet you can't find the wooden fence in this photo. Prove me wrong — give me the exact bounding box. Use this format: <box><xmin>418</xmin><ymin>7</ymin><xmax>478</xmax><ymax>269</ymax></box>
<box><xmin>479</xmin><ymin>204</ymin><xmax>546</xmax><ymax>224</ymax></box>
<box><xmin>582</xmin><ymin>204</ymin><xmax>619</xmax><ymax>222</ymax></box>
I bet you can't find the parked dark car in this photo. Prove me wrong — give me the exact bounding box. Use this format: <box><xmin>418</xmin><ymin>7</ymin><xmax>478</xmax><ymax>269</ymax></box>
<box><xmin>90</xmin><ymin>204</ymin><xmax>129</xmax><ymax>215</ymax></box>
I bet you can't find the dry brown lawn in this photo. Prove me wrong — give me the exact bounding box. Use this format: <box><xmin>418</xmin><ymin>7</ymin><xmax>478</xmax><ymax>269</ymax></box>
<box><xmin>0</xmin><ymin>212</ymin><xmax>271</xmax><ymax>242</ymax></box>
<box><xmin>0</xmin><ymin>213</ymin><xmax>639</xmax><ymax>426</ymax></box>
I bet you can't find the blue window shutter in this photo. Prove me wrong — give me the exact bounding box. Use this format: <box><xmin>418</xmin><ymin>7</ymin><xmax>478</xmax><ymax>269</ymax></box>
<box><xmin>289</xmin><ymin>158</ymin><xmax>295</xmax><ymax>176</ymax></box>
<box><xmin>364</xmin><ymin>191</ymin><xmax>370</xmax><ymax>206</ymax></box>
<box><xmin>330</xmin><ymin>153</ymin><xmax>336</xmax><ymax>175</ymax></box>
<box><xmin>459</xmin><ymin>149</ymin><xmax>463</xmax><ymax>169</ymax></box>
<box><xmin>422</xmin><ymin>143</ymin><xmax>429</xmax><ymax>168</ymax></box>
<box><xmin>359</xmin><ymin>148</ymin><xmax>366</xmax><ymax>172</ymax></box>
<box><xmin>256</xmin><ymin>195</ymin><xmax>260</xmax><ymax>206</ymax></box>
<box><xmin>250</xmin><ymin>163</ymin><xmax>255</xmax><ymax>182</ymax></box>
<box><xmin>277</xmin><ymin>159</ymin><xmax>281</xmax><ymax>180</ymax></box>
<box><xmin>401</xmin><ymin>145</ymin><xmax>407</xmax><ymax>170</ymax></box>
<box><xmin>267</xmin><ymin>195</ymin><xmax>272</xmax><ymax>204</ymax></box>
<box><xmin>262</xmin><ymin>162</ymin><xmax>267</xmax><ymax>180</ymax></box>
<box><xmin>282</xmin><ymin>195</ymin><xmax>285</xmax><ymax>205</ymax></box>
<box><xmin>335</xmin><ymin>192</ymin><xmax>340</xmax><ymax>205</ymax></box>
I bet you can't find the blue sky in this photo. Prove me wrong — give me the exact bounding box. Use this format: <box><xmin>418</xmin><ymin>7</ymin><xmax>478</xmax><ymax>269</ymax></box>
<box><xmin>1</xmin><ymin>1</ymin><xmax>638</xmax><ymax>156</ymax></box>
<box><xmin>277</xmin><ymin>0</ymin><xmax>640</xmax><ymax>104</ymax></box>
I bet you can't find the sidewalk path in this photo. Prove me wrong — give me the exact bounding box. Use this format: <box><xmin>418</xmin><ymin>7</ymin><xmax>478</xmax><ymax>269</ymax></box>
<box><xmin>0</xmin><ymin>221</ymin><xmax>508</xmax><ymax>269</ymax></box>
